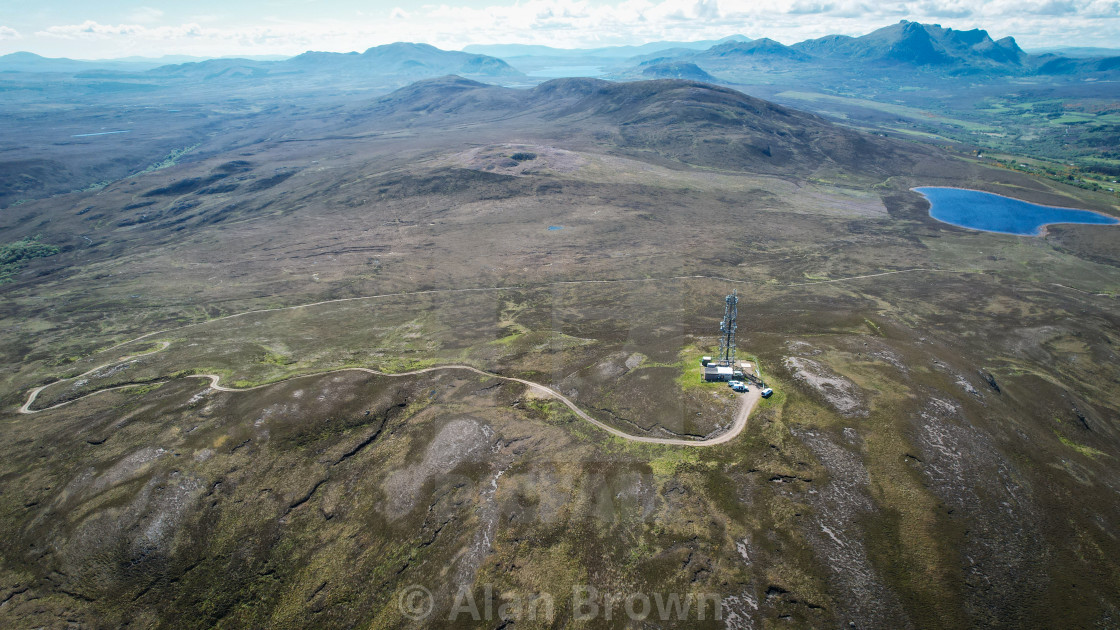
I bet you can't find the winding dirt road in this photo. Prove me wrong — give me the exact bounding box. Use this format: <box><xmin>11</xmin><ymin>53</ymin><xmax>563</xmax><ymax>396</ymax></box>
<box><xmin>20</xmin><ymin>347</ymin><xmax>760</xmax><ymax>447</ymax></box>
<box><xmin>18</xmin><ymin>342</ymin><xmax>170</xmax><ymax>415</ymax></box>
<box><xmin>16</xmin><ymin>269</ymin><xmax>977</xmax><ymax>445</ymax></box>
<box><xmin>187</xmin><ymin>364</ymin><xmax>761</xmax><ymax>447</ymax></box>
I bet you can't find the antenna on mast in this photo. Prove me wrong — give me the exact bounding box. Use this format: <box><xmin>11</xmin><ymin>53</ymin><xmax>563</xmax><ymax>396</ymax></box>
<box><xmin>718</xmin><ymin>290</ymin><xmax>738</xmax><ymax>365</ymax></box>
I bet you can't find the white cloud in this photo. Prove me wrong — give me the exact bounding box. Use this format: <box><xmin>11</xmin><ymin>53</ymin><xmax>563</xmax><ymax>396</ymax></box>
<box><xmin>1031</xmin><ymin>0</ymin><xmax>1079</xmax><ymax>14</ymax></box>
<box><xmin>916</xmin><ymin>0</ymin><xmax>973</xmax><ymax>18</ymax></box>
<box><xmin>37</xmin><ymin>21</ymin><xmax>204</xmax><ymax>40</ymax></box>
<box><xmin>39</xmin><ymin>21</ymin><xmax>144</xmax><ymax>38</ymax></box>
<box><xmin>0</xmin><ymin>26</ymin><xmax>19</xmax><ymax>40</ymax></box>
<box><xmin>1083</xmin><ymin>0</ymin><xmax>1120</xmax><ymax>15</ymax></box>
<box><xmin>787</xmin><ymin>2</ymin><xmax>837</xmax><ymax>15</ymax></box>
<box><xmin>127</xmin><ymin>7</ymin><xmax>165</xmax><ymax>24</ymax></box>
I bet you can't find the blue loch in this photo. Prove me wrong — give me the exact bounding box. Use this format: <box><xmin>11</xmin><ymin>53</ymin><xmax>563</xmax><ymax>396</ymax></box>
<box><xmin>913</xmin><ymin>187</ymin><xmax>1119</xmax><ymax>236</ymax></box>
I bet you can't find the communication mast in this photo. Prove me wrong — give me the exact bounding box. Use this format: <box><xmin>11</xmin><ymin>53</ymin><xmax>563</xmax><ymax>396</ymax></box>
<box><xmin>718</xmin><ymin>290</ymin><xmax>738</xmax><ymax>365</ymax></box>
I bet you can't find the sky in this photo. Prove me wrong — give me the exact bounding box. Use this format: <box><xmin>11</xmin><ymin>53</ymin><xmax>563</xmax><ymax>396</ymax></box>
<box><xmin>1</xmin><ymin>0</ymin><xmax>1118</xmax><ymax>59</ymax></box>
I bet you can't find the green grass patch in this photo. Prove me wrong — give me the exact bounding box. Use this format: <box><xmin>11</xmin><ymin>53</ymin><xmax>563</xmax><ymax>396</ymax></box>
<box><xmin>490</xmin><ymin>332</ymin><xmax>524</xmax><ymax>346</ymax></box>
<box><xmin>648</xmin><ymin>449</ymin><xmax>700</xmax><ymax>477</ymax></box>
<box><xmin>127</xmin><ymin>382</ymin><xmax>165</xmax><ymax>396</ymax></box>
<box><xmin>775</xmin><ymin>90</ymin><xmax>995</xmax><ymax>131</ymax></box>
<box><xmin>864</xmin><ymin>318</ymin><xmax>883</xmax><ymax>336</ymax></box>
<box><xmin>75</xmin><ymin>180</ymin><xmax>111</xmax><ymax>193</ymax></box>
<box><xmin>190</xmin><ymin>367</ymin><xmax>235</xmax><ymax>381</ymax></box>
<box><xmin>1052</xmin><ymin>113</ymin><xmax>1094</xmax><ymax>124</ymax></box>
<box><xmin>756</xmin><ymin>373</ymin><xmax>788</xmax><ymax>413</ymax></box>
<box><xmin>1055</xmin><ymin>431</ymin><xmax>1107</xmax><ymax>459</ymax></box>
<box><xmin>260</xmin><ymin>350</ymin><xmax>295</xmax><ymax>366</ymax></box>
<box><xmin>134</xmin><ymin>143</ymin><xmax>201</xmax><ymax>176</ymax></box>
<box><xmin>673</xmin><ymin>345</ymin><xmax>723</xmax><ymax>392</ymax></box>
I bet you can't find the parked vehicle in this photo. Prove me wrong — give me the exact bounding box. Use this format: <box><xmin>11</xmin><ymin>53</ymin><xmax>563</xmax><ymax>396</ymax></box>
<box><xmin>760</xmin><ymin>387</ymin><xmax>773</xmax><ymax>398</ymax></box>
<box><xmin>731</xmin><ymin>382</ymin><xmax>748</xmax><ymax>392</ymax></box>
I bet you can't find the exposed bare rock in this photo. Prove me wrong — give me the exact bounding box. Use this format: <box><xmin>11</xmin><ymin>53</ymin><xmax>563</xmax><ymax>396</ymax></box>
<box><xmin>594</xmin><ymin>351</ymin><xmax>641</xmax><ymax>379</ymax></box>
<box><xmin>722</xmin><ymin>590</ymin><xmax>760</xmax><ymax>630</ymax></box>
<box><xmin>382</xmin><ymin>416</ymin><xmax>490</xmax><ymax>519</ymax></box>
<box><xmin>724</xmin><ymin>538</ymin><xmax>761</xmax><ymax>629</ymax></box>
<box><xmin>785</xmin><ymin>340</ymin><xmax>821</xmax><ymax>356</ymax></box>
<box><xmin>868</xmin><ymin>348</ymin><xmax>907</xmax><ymax>373</ymax></box>
<box><xmin>931</xmin><ymin>359</ymin><xmax>983</xmax><ymax>397</ymax></box>
<box><xmin>58</xmin><ymin>471</ymin><xmax>205</xmax><ymax>599</ymax></box>
<box><xmin>910</xmin><ymin>397</ymin><xmax>1046</xmax><ymax>626</ymax></box>
<box><xmin>453</xmin><ymin>465</ymin><xmax>507</xmax><ymax>588</ymax></box>
<box><xmin>624</xmin><ymin>352</ymin><xmax>646</xmax><ymax>370</ymax></box>
<box><xmin>955</xmin><ymin>375</ymin><xmax>980</xmax><ymax>397</ymax></box>
<box><xmin>783</xmin><ymin>356</ymin><xmax>867</xmax><ymax>417</ymax></box>
<box><xmin>794</xmin><ymin>427</ymin><xmax>912</xmax><ymax>628</ymax></box>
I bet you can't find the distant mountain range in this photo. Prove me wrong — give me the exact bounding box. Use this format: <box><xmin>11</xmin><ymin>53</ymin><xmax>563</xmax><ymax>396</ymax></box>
<box><xmin>612</xmin><ymin>21</ymin><xmax>1120</xmax><ymax>80</ymax></box>
<box><xmin>0</xmin><ymin>51</ymin><xmax>286</xmax><ymax>73</ymax></box>
<box><xmin>0</xmin><ymin>43</ymin><xmax>519</xmax><ymax>81</ymax></box>
<box><xmin>1027</xmin><ymin>46</ymin><xmax>1120</xmax><ymax>58</ymax></box>
<box><xmin>475</xmin><ymin>21</ymin><xmax>1120</xmax><ymax>80</ymax></box>
<box><xmin>145</xmin><ymin>42</ymin><xmax>519</xmax><ymax>80</ymax></box>
<box><xmin>1</xmin><ymin>22</ymin><xmax>1116</xmax><ymax>82</ymax></box>
<box><xmin>463</xmin><ymin>36</ymin><xmax>751</xmax><ymax>60</ymax></box>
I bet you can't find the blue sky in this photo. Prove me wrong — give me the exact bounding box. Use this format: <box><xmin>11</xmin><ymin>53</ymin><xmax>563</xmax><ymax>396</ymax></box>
<box><xmin>1</xmin><ymin>1</ymin><xmax>1118</xmax><ymax>58</ymax></box>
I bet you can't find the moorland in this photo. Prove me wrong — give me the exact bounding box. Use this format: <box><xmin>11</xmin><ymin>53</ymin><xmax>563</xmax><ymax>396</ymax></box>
<box><xmin>0</xmin><ymin>22</ymin><xmax>1119</xmax><ymax>629</ymax></box>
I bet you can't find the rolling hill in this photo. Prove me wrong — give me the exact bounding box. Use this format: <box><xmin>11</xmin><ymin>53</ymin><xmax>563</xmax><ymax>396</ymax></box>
<box><xmin>361</xmin><ymin>76</ymin><xmax>920</xmax><ymax>178</ymax></box>
<box><xmin>1</xmin><ymin>34</ymin><xmax>1119</xmax><ymax>630</ymax></box>
<box><xmin>639</xmin><ymin>60</ymin><xmax>718</xmax><ymax>81</ymax></box>
<box><xmin>699</xmin><ymin>38</ymin><xmax>813</xmax><ymax>62</ymax></box>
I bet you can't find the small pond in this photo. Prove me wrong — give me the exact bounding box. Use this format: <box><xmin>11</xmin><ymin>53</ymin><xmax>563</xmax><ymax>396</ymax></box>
<box><xmin>913</xmin><ymin>187</ymin><xmax>1118</xmax><ymax>236</ymax></box>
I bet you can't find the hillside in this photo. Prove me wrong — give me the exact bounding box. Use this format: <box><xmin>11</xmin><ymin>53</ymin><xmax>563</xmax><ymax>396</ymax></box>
<box><xmin>699</xmin><ymin>38</ymin><xmax>812</xmax><ymax>62</ymax></box>
<box><xmin>1</xmin><ymin>69</ymin><xmax>1119</xmax><ymax>630</ymax></box>
<box><xmin>364</xmin><ymin>77</ymin><xmax>919</xmax><ymax>177</ymax></box>
<box><xmin>639</xmin><ymin>60</ymin><xmax>718</xmax><ymax>81</ymax></box>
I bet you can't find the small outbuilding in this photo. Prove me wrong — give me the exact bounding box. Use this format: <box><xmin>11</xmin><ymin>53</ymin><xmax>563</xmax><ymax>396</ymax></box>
<box><xmin>704</xmin><ymin>364</ymin><xmax>734</xmax><ymax>382</ymax></box>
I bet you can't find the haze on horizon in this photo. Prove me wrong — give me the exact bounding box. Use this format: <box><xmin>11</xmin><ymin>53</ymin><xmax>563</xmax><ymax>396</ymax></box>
<box><xmin>2</xmin><ymin>0</ymin><xmax>1118</xmax><ymax>60</ymax></box>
